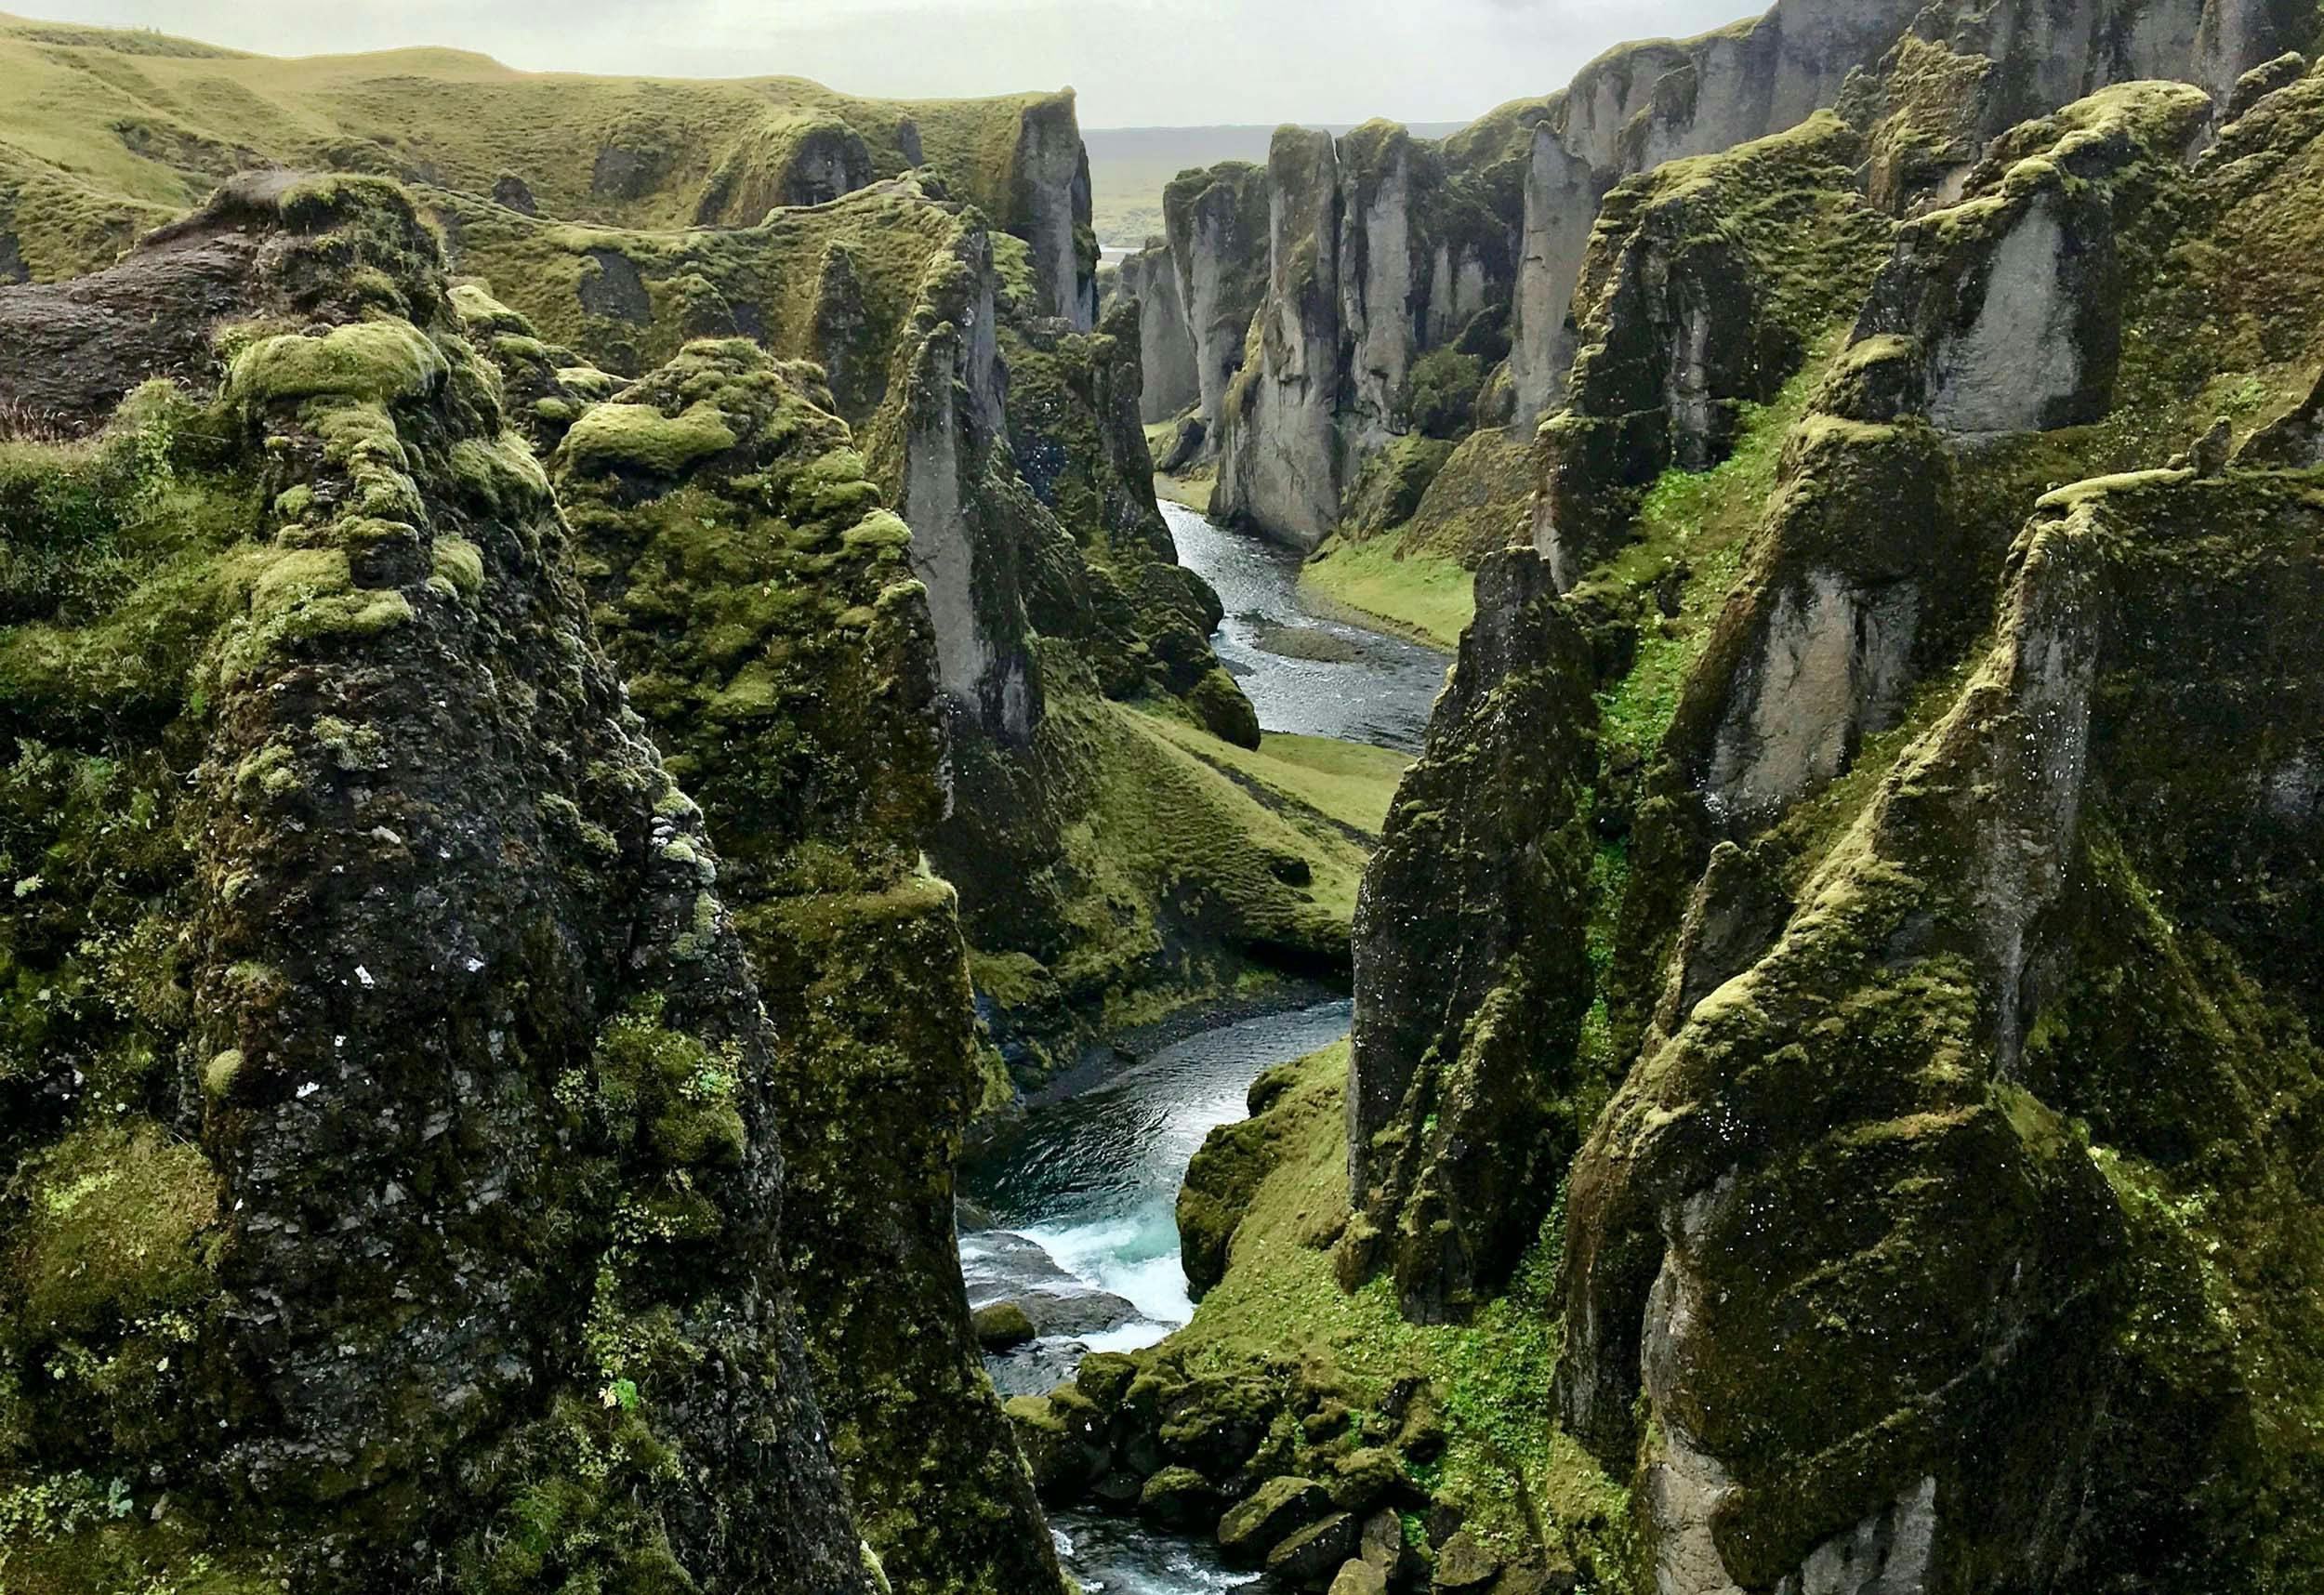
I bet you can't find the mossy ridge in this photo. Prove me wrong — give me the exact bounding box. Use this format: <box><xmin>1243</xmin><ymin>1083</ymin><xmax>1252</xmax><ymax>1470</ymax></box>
<box><xmin>425</xmin><ymin>174</ymin><xmax>971</xmax><ymax>395</ymax></box>
<box><xmin>1538</xmin><ymin>112</ymin><xmax>1892</xmax><ymax>585</ymax></box>
<box><xmin>0</xmin><ymin>13</ymin><xmax>1068</xmax><ymax>259</ymax></box>
<box><xmin>947</xmin><ymin>675</ymin><xmax>1365</xmax><ymax>1084</ymax></box>
<box><xmin>1340</xmin><ymin>550</ymin><xmax>1604</xmax><ymax>1325</ymax></box>
<box><xmin>1553</xmin><ymin>467</ymin><xmax>2324</xmax><ymax>1588</ymax></box>
<box><xmin>3</xmin><ymin>174</ymin><xmax>876</xmax><ymax>1591</ymax></box>
<box><xmin>542</xmin><ymin>333</ymin><xmax>1064</xmax><ymax>1592</ymax></box>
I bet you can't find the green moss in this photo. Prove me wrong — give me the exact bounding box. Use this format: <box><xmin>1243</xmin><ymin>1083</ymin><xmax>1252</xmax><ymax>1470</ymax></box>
<box><xmin>220</xmin><ymin>547</ymin><xmax>414</xmax><ymax>686</ymax></box>
<box><xmin>1341</xmin><ymin>435</ymin><xmax>1457</xmax><ymax>535</ymax></box>
<box><xmin>222</xmin><ymin>320</ymin><xmax>447</xmax><ymax>406</ymax></box>
<box><xmin>429</xmin><ymin>534</ymin><xmax>485</xmax><ymax>598</ymax></box>
<box><xmin>7</xmin><ymin>1122</ymin><xmax>218</xmax><ymax>1338</ymax></box>
<box><xmin>559</xmin><ymin>400</ymin><xmax>738</xmax><ymax>478</ymax></box>
<box><xmin>1153</xmin><ymin>1044</ymin><xmax>1635</xmax><ymax>1585</ymax></box>
<box><xmin>1583</xmin><ymin>334</ymin><xmax>1835</xmax><ymax>771</ymax></box>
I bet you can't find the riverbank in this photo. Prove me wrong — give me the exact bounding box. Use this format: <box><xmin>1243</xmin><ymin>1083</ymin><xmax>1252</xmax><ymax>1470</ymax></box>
<box><xmin>1297</xmin><ymin>534</ymin><xmax>1476</xmax><ymax>652</ymax></box>
<box><xmin>956</xmin><ymin>492</ymin><xmax>1454</xmax><ymax>1593</ymax></box>
<box><xmin>1006</xmin><ymin>1044</ymin><xmax>1636</xmax><ymax>1594</ymax></box>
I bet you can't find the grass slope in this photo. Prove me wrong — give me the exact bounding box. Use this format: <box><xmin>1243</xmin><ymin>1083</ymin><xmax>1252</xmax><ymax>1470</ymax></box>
<box><xmin>1136</xmin><ymin>712</ymin><xmax>1412</xmax><ymax>838</ymax></box>
<box><xmin>1298</xmin><ymin>534</ymin><xmax>1476</xmax><ymax>650</ymax></box>
<box><xmin>1163</xmin><ymin>1042</ymin><xmax>1635</xmax><ymax>1586</ymax></box>
<box><xmin>0</xmin><ymin>11</ymin><xmax>1060</xmax><ymax>274</ymax></box>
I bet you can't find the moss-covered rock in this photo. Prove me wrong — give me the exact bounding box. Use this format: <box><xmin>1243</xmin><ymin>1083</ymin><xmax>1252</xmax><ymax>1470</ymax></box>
<box><xmin>1218</xmin><ymin>1473</ymin><xmax>1332</xmax><ymax>1565</ymax></box>
<box><xmin>1533</xmin><ymin>113</ymin><xmax>1890</xmax><ymax>587</ymax></box>
<box><xmin>1560</xmin><ymin>468</ymin><xmax>2324</xmax><ymax>1590</ymax></box>
<box><xmin>1340</xmin><ymin>549</ymin><xmax>1601</xmax><ymax>1323</ymax></box>
<box><xmin>0</xmin><ymin>173</ymin><xmax>872</xmax><ymax>1592</ymax></box>
<box><xmin>543</xmin><ymin>335</ymin><xmax>1065</xmax><ymax>1594</ymax></box>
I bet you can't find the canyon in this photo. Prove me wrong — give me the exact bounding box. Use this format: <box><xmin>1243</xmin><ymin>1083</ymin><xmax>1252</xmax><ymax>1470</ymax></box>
<box><xmin>1</xmin><ymin>1</ymin><xmax>2321</xmax><ymax>1593</ymax></box>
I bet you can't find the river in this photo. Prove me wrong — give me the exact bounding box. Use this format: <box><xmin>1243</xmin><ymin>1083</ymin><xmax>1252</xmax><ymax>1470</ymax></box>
<box><xmin>957</xmin><ymin>500</ymin><xmax>1446</xmax><ymax>1592</ymax></box>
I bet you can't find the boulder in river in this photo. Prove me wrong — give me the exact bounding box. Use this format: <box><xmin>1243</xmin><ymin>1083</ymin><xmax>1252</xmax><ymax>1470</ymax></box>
<box><xmin>1017</xmin><ymin>1285</ymin><xmax>1144</xmax><ymax>1338</ymax></box>
<box><xmin>972</xmin><ymin>1299</ymin><xmax>1037</xmax><ymax>1349</ymax></box>
<box><xmin>1137</xmin><ymin>1465</ymin><xmax>1222</xmax><ymax>1529</ymax></box>
<box><xmin>1267</xmin><ymin>1510</ymin><xmax>1364</xmax><ymax>1588</ymax></box>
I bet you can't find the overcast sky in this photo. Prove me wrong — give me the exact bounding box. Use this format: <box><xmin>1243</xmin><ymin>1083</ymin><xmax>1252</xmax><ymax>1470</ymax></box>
<box><xmin>27</xmin><ymin>0</ymin><xmax>1757</xmax><ymax>127</ymax></box>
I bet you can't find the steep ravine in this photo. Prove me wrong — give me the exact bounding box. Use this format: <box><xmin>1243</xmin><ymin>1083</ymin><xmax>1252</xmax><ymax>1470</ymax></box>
<box><xmin>959</xmin><ymin>499</ymin><xmax>1444</xmax><ymax>1592</ymax></box>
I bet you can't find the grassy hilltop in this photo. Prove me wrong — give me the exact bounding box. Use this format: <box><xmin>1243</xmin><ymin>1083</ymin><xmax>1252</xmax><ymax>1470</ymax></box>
<box><xmin>0</xmin><ymin>11</ymin><xmax>1076</xmax><ymax>278</ymax></box>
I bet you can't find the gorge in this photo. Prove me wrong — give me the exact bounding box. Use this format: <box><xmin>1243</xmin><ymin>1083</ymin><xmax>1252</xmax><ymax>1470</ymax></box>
<box><xmin>3</xmin><ymin>1</ymin><xmax>2324</xmax><ymax>1593</ymax></box>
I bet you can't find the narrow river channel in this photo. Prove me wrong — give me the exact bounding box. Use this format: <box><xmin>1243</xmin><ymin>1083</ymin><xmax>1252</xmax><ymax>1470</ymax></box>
<box><xmin>957</xmin><ymin>502</ymin><xmax>1450</xmax><ymax>1591</ymax></box>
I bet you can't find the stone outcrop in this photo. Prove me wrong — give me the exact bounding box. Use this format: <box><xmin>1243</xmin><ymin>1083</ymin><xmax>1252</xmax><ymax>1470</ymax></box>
<box><xmin>1163</xmin><ymin>159</ymin><xmax>1273</xmax><ymax>452</ymax></box>
<box><xmin>1209</xmin><ymin>115</ymin><xmax>1535</xmax><ymax>550</ymax></box>
<box><xmin>1119</xmin><ymin>239</ymin><xmax>1202</xmax><ymax>422</ymax></box>
<box><xmin>1010</xmin><ymin>92</ymin><xmax>1102</xmax><ymax>330</ymax></box>
<box><xmin>537</xmin><ymin>335</ymin><xmax>1065</xmax><ymax>1595</ymax></box>
<box><xmin>1338</xmin><ymin>550</ymin><xmax>1600</xmax><ymax>1322</ymax></box>
<box><xmin>1529</xmin><ymin>112</ymin><xmax>1890</xmax><ymax>587</ymax></box>
<box><xmin>1853</xmin><ymin>83</ymin><xmax>2212</xmax><ymax>440</ymax></box>
<box><xmin>0</xmin><ymin>176</ymin><xmax>878</xmax><ymax>1591</ymax></box>
<box><xmin>1560</xmin><ymin>466</ymin><xmax>2324</xmax><ymax>1593</ymax></box>
<box><xmin>1157</xmin><ymin>0</ymin><xmax>2310</xmax><ymax>554</ymax></box>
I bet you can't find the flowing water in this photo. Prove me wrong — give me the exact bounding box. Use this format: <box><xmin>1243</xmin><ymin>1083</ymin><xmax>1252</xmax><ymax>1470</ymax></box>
<box><xmin>1161</xmin><ymin>502</ymin><xmax>1447</xmax><ymax>754</ymax></box>
<box><xmin>957</xmin><ymin>501</ymin><xmax>1451</xmax><ymax>1591</ymax></box>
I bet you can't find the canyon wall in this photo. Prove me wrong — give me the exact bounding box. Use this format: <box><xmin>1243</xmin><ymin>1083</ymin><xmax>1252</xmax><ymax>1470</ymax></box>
<box><xmin>0</xmin><ymin>175</ymin><xmax>891</xmax><ymax>1593</ymax></box>
<box><xmin>1123</xmin><ymin>0</ymin><xmax>2311</xmax><ymax>558</ymax></box>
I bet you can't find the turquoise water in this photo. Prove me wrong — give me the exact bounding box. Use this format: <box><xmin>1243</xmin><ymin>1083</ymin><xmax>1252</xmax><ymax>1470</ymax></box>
<box><xmin>957</xmin><ymin>503</ymin><xmax>1441</xmax><ymax>1591</ymax></box>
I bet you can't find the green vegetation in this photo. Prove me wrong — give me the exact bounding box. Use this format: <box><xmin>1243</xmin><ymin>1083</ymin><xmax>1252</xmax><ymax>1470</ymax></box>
<box><xmin>1583</xmin><ymin>332</ymin><xmax>1835</xmax><ymax>771</ymax></box>
<box><xmin>1140</xmin><ymin>1043</ymin><xmax>1637</xmax><ymax>1586</ymax></box>
<box><xmin>1299</xmin><ymin>536</ymin><xmax>1474</xmax><ymax>649</ymax></box>
<box><xmin>0</xmin><ymin>12</ymin><xmax>1069</xmax><ymax>276</ymax></box>
<box><xmin>1134</xmin><ymin>713</ymin><xmax>1413</xmax><ymax>837</ymax></box>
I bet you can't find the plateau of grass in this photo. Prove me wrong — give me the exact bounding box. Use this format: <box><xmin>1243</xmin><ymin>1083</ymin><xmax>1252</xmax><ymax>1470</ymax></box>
<box><xmin>1299</xmin><ymin>534</ymin><xmax>1474</xmax><ymax>650</ymax></box>
<box><xmin>0</xmin><ymin>11</ymin><xmax>1060</xmax><ymax>273</ymax></box>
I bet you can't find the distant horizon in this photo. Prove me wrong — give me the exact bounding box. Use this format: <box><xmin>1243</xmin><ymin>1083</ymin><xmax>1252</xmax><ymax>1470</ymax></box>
<box><xmin>11</xmin><ymin>0</ymin><xmax>1759</xmax><ymax>131</ymax></box>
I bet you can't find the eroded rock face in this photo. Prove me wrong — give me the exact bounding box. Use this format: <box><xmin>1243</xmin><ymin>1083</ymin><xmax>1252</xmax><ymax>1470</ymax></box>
<box><xmin>1120</xmin><ymin>240</ymin><xmax>1202</xmax><ymax>423</ymax></box>
<box><xmin>1203</xmin><ymin>113</ymin><xmax>1533</xmax><ymax>548</ymax></box>
<box><xmin>1014</xmin><ymin>93</ymin><xmax>1100</xmax><ymax>330</ymax></box>
<box><xmin>541</xmin><ymin>336</ymin><xmax>1066</xmax><ymax>1595</ymax></box>
<box><xmin>1508</xmin><ymin>130</ymin><xmax>1598</xmax><ymax>425</ymax></box>
<box><xmin>0</xmin><ymin>176</ymin><xmax>875</xmax><ymax>1592</ymax></box>
<box><xmin>1852</xmin><ymin>85</ymin><xmax>2211</xmax><ymax>441</ymax></box>
<box><xmin>1661</xmin><ymin>86</ymin><xmax>2207</xmax><ymax>851</ymax></box>
<box><xmin>1530</xmin><ymin>114</ymin><xmax>1889</xmax><ymax>588</ymax></box>
<box><xmin>1214</xmin><ymin>127</ymin><xmax>1346</xmax><ymax>551</ymax></box>
<box><xmin>892</xmin><ymin>226</ymin><xmax>1045</xmax><ymax>745</ymax></box>
<box><xmin>1339</xmin><ymin>550</ymin><xmax>1600</xmax><ymax>1322</ymax></box>
<box><xmin>1165</xmin><ymin>159</ymin><xmax>1272</xmax><ymax>452</ymax></box>
<box><xmin>1561</xmin><ymin>468</ymin><xmax>2324</xmax><ymax>1592</ymax></box>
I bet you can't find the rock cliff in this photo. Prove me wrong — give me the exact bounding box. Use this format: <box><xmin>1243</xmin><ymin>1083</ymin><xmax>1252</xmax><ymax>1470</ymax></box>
<box><xmin>403</xmin><ymin>101</ymin><xmax>1327</xmax><ymax>1076</ymax></box>
<box><xmin>1027</xmin><ymin>30</ymin><xmax>2324</xmax><ymax>1595</ymax></box>
<box><xmin>1353</xmin><ymin>42</ymin><xmax>2324</xmax><ymax>1595</ymax></box>
<box><xmin>535</xmin><ymin>333</ymin><xmax>1064</xmax><ymax>1595</ymax></box>
<box><xmin>0</xmin><ymin>175</ymin><xmax>879</xmax><ymax>1593</ymax></box>
<box><xmin>1136</xmin><ymin>0</ymin><xmax>2311</xmax><ymax>568</ymax></box>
